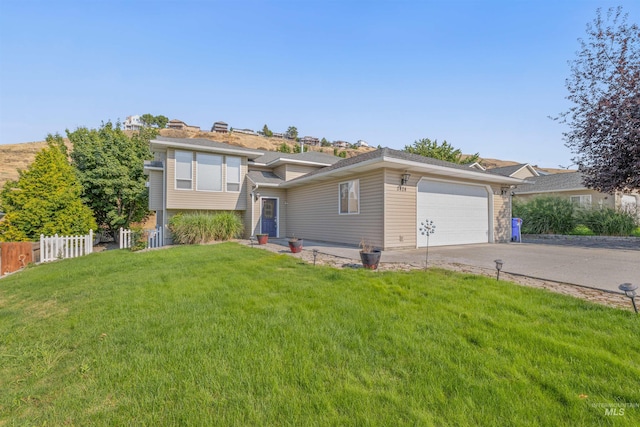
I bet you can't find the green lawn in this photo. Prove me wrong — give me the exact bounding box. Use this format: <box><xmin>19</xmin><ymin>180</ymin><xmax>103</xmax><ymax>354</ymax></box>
<box><xmin>1</xmin><ymin>243</ymin><xmax>638</xmax><ymax>426</ymax></box>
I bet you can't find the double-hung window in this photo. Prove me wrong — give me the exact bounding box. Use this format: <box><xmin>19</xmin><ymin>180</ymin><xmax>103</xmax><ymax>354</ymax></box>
<box><xmin>175</xmin><ymin>150</ymin><xmax>193</xmax><ymax>190</ymax></box>
<box><xmin>226</xmin><ymin>156</ymin><xmax>241</xmax><ymax>192</ymax></box>
<box><xmin>196</xmin><ymin>153</ymin><xmax>223</xmax><ymax>191</ymax></box>
<box><xmin>339</xmin><ymin>180</ymin><xmax>359</xmax><ymax>214</ymax></box>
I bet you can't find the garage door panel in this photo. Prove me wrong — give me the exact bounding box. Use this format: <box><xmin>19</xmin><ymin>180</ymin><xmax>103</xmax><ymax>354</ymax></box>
<box><xmin>417</xmin><ymin>180</ymin><xmax>489</xmax><ymax>247</ymax></box>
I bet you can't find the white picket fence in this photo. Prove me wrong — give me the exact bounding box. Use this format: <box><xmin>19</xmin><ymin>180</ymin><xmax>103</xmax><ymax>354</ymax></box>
<box><xmin>40</xmin><ymin>230</ymin><xmax>94</xmax><ymax>263</ymax></box>
<box><xmin>119</xmin><ymin>227</ymin><xmax>164</xmax><ymax>249</ymax></box>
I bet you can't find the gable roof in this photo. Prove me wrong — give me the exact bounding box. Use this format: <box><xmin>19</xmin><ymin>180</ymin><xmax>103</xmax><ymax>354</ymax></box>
<box><xmin>246</xmin><ymin>170</ymin><xmax>285</xmax><ymax>186</ymax></box>
<box><xmin>281</xmin><ymin>148</ymin><xmax>524</xmax><ymax>187</ymax></box>
<box><xmin>513</xmin><ymin>172</ymin><xmax>587</xmax><ymax>194</ymax></box>
<box><xmin>487</xmin><ymin>163</ymin><xmax>539</xmax><ymax>178</ymax></box>
<box><xmin>251</xmin><ymin>151</ymin><xmax>341</xmax><ymax>167</ymax></box>
<box><xmin>150</xmin><ymin>137</ymin><xmax>264</xmax><ymax>159</ymax></box>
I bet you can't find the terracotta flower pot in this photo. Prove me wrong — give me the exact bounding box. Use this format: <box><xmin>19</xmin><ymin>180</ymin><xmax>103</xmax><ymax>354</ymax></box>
<box><xmin>288</xmin><ymin>239</ymin><xmax>303</xmax><ymax>253</ymax></box>
<box><xmin>257</xmin><ymin>234</ymin><xmax>269</xmax><ymax>245</ymax></box>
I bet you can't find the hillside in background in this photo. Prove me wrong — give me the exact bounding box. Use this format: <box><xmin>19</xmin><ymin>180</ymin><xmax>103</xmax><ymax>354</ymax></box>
<box><xmin>0</xmin><ymin>129</ymin><xmax>572</xmax><ymax>190</ymax></box>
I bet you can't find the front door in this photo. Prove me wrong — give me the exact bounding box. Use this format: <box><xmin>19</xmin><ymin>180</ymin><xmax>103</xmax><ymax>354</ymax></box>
<box><xmin>261</xmin><ymin>198</ymin><xmax>278</xmax><ymax>237</ymax></box>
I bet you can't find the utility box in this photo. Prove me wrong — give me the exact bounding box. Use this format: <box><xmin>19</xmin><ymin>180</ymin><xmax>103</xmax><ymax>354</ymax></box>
<box><xmin>511</xmin><ymin>218</ymin><xmax>522</xmax><ymax>242</ymax></box>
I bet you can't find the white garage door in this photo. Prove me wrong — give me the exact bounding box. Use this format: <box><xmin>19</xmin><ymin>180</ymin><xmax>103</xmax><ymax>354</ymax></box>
<box><xmin>417</xmin><ymin>180</ymin><xmax>489</xmax><ymax>247</ymax></box>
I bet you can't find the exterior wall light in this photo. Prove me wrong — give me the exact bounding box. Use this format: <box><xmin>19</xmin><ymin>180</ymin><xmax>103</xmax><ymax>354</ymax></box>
<box><xmin>619</xmin><ymin>283</ymin><xmax>638</xmax><ymax>313</ymax></box>
<box><xmin>401</xmin><ymin>172</ymin><xmax>411</xmax><ymax>186</ymax></box>
<box><xmin>494</xmin><ymin>259</ymin><xmax>504</xmax><ymax>281</ymax></box>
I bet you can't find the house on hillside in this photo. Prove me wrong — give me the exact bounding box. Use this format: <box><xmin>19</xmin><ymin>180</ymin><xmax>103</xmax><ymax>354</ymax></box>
<box><xmin>211</xmin><ymin>121</ymin><xmax>228</xmax><ymax>133</ymax></box>
<box><xmin>512</xmin><ymin>172</ymin><xmax>639</xmax><ymax>213</ymax></box>
<box><xmin>168</xmin><ymin>120</ymin><xmax>200</xmax><ymax>132</ymax></box>
<box><xmin>333</xmin><ymin>140</ymin><xmax>349</xmax><ymax>148</ymax></box>
<box><xmin>144</xmin><ymin>137</ymin><xmax>524</xmax><ymax>249</ymax></box>
<box><xmin>123</xmin><ymin>115</ymin><xmax>143</xmax><ymax>131</ymax></box>
<box><xmin>356</xmin><ymin>140</ymin><xmax>369</xmax><ymax>148</ymax></box>
<box><xmin>301</xmin><ymin>136</ymin><xmax>320</xmax><ymax>146</ymax></box>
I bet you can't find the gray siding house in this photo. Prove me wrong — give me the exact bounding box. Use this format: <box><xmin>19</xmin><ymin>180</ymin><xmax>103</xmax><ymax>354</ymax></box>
<box><xmin>145</xmin><ymin>137</ymin><xmax>524</xmax><ymax>249</ymax></box>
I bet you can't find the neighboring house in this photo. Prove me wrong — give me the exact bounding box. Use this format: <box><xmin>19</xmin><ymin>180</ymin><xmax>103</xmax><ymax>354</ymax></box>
<box><xmin>512</xmin><ymin>172</ymin><xmax>640</xmax><ymax>213</ymax></box>
<box><xmin>123</xmin><ymin>115</ymin><xmax>143</xmax><ymax>131</ymax></box>
<box><xmin>487</xmin><ymin>163</ymin><xmax>539</xmax><ymax>179</ymax></box>
<box><xmin>145</xmin><ymin>137</ymin><xmax>524</xmax><ymax>249</ymax></box>
<box><xmin>333</xmin><ymin>140</ymin><xmax>349</xmax><ymax>148</ymax></box>
<box><xmin>168</xmin><ymin>119</ymin><xmax>200</xmax><ymax>132</ymax></box>
<box><xmin>211</xmin><ymin>121</ymin><xmax>228</xmax><ymax>133</ymax></box>
<box><xmin>356</xmin><ymin>140</ymin><xmax>369</xmax><ymax>148</ymax></box>
<box><xmin>301</xmin><ymin>136</ymin><xmax>320</xmax><ymax>146</ymax></box>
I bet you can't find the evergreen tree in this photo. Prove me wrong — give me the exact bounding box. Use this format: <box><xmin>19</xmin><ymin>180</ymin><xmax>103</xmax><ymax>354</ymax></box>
<box><xmin>0</xmin><ymin>135</ymin><xmax>96</xmax><ymax>241</ymax></box>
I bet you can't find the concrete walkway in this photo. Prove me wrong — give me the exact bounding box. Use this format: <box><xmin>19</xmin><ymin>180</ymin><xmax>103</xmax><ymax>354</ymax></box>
<box><xmin>267</xmin><ymin>239</ymin><xmax>639</xmax><ymax>294</ymax></box>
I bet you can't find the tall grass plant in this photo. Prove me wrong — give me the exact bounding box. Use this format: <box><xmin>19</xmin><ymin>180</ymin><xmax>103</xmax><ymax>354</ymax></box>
<box><xmin>169</xmin><ymin>211</ymin><xmax>244</xmax><ymax>244</ymax></box>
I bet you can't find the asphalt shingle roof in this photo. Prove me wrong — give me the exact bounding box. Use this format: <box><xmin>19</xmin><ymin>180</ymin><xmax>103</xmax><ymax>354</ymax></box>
<box><xmin>154</xmin><ymin>136</ymin><xmax>264</xmax><ymax>155</ymax></box>
<box><xmin>252</xmin><ymin>151</ymin><xmax>341</xmax><ymax>165</ymax></box>
<box><xmin>246</xmin><ymin>170</ymin><xmax>285</xmax><ymax>185</ymax></box>
<box><xmin>290</xmin><ymin>147</ymin><xmax>499</xmax><ymax>182</ymax></box>
<box><xmin>487</xmin><ymin>164</ymin><xmax>529</xmax><ymax>177</ymax></box>
<box><xmin>513</xmin><ymin>172</ymin><xmax>586</xmax><ymax>193</ymax></box>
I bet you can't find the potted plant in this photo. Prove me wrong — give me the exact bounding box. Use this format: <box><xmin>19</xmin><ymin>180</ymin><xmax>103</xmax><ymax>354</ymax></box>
<box><xmin>256</xmin><ymin>234</ymin><xmax>269</xmax><ymax>245</ymax></box>
<box><xmin>359</xmin><ymin>238</ymin><xmax>381</xmax><ymax>270</ymax></box>
<box><xmin>288</xmin><ymin>235</ymin><xmax>303</xmax><ymax>253</ymax></box>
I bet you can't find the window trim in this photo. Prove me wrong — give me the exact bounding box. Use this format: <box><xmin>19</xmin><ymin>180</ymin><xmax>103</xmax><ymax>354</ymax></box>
<box><xmin>196</xmin><ymin>152</ymin><xmax>223</xmax><ymax>192</ymax></box>
<box><xmin>174</xmin><ymin>150</ymin><xmax>193</xmax><ymax>190</ymax></box>
<box><xmin>338</xmin><ymin>179</ymin><xmax>360</xmax><ymax>215</ymax></box>
<box><xmin>570</xmin><ymin>194</ymin><xmax>592</xmax><ymax>208</ymax></box>
<box><xmin>226</xmin><ymin>156</ymin><xmax>241</xmax><ymax>193</ymax></box>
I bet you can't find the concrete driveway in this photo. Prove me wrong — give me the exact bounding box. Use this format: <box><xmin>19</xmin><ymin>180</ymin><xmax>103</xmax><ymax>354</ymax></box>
<box><xmin>278</xmin><ymin>239</ymin><xmax>639</xmax><ymax>294</ymax></box>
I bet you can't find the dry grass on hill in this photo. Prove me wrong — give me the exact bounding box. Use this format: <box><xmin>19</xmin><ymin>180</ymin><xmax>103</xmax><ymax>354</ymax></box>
<box><xmin>0</xmin><ymin>129</ymin><xmax>571</xmax><ymax>190</ymax></box>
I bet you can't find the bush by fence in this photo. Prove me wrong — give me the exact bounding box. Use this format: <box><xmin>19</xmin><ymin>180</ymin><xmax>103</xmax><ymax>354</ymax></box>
<box><xmin>169</xmin><ymin>212</ymin><xmax>244</xmax><ymax>244</ymax></box>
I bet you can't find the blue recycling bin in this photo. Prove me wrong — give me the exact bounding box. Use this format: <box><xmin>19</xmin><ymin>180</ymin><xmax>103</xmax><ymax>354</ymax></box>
<box><xmin>511</xmin><ymin>218</ymin><xmax>522</xmax><ymax>242</ymax></box>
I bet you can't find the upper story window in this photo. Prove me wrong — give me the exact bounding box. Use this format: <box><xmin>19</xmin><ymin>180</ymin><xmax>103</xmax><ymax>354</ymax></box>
<box><xmin>196</xmin><ymin>153</ymin><xmax>223</xmax><ymax>192</ymax></box>
<box><xmin>175</xmin><ymin>150</ymin><xmax>193</xmax><ymax>190</ymax></box>
<box><xmin>570</xmin><ymin>195</ymin><xmax>592</xmax><ymax>208</ymax></box>
<box><xmin>339</xmin><ymin>180</ymin><xmax>359</xmax><ymax>214</ymax></box>
<box><xmin>226</xmin><ymin>156</ymin><xmax>241</xmax><ymax>192</ymax></box>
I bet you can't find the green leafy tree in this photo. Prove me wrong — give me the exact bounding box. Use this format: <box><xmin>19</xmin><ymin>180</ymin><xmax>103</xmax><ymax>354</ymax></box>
<box><xmin>0</xmin><ymin>135</ymin><xmax>96</xmax><ymax>241</ymax></box>
<box><xmin>262</xmin><ymin>124</ymin><xmax>273</xmax><ymax>137</ymax></box>
<box><xmin>404</xmin><ymin>138</ymin><xmax>479</xmax><ymax>164</ymax></box>
<box><xmin>338</xmin><ymin>151</ymin><xmax>347</xmax><ymax>158</ymax></box>
<box><xmin>293</xmin><ymin>143</ymin><xmax>307</xmax><ymax>153</ymax></box>
<box><xmin>277</xmin><ymin>142</ymin><xmax>292</xmax><ymax>153</ymax></box>
<box><xmin>140</xmin><ymin>114</ymin><xmax>169</xmax><ymax>128</ymax></box>
<box><xmin>321</xmin><ymin>137</ymin><xmax>331</xmax><ymax>147</ymax></box>
<box><xmin>67</xmin><ymin>121</ymin><xmax>155</xmax><ymax>236</ymax></box>
<box><xmin>154</xmin><ymin>115</ymin><xmax>169</xmax><ymax>129</ymax></box>
<box><xmin>140</xmin><ymin>114</ymin><xmax>155</xmax><ymax>127</ymax></box>
<box><xmin>286</xmin><ymin>126</ymin><xmax>298</xmax><ymax>140</ymax></box>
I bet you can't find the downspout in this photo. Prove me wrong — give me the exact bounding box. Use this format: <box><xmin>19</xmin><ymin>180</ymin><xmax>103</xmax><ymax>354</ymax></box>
<box><xmin>162</xmin><ymin>160</ymin><xmax>167</xmax><ymax>245</ymax></box>
<box><xmin>251</xmin><ymin>183</ymin><xmax>259</xmax><ymax>237</ymax></box>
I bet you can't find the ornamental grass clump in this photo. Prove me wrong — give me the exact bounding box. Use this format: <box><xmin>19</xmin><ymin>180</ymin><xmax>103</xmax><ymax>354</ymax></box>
<box><xmin>169</xmin><ymin>211</ymin><xmax>244</xmax><ymax>244</ymax></box>
<box><xmin>513</xmin><ymin>196</ymin><xmax>576</xmax><ymax>234</ymax></box>
<box><xmin>579</xmin><ymin>207</ymin><xmax>638</xmax><ymax>236</ymax></box>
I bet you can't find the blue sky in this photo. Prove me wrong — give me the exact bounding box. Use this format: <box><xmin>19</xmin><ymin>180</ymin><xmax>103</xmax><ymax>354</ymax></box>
<box><xmin>1</xmin><ymin>0</ymin><xmax>638</xmax><ymax>168</ymax></box>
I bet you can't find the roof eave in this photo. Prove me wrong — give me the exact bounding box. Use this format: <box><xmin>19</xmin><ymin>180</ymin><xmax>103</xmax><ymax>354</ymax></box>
<box><xmin>282</xmin><ymin>155</ymin><xmax>524</xmax><ymax>188</ymax></box>
<box><xmin>150</xmin><ymin>139</ymin><xmax>264</xmax><ymax>159</ymax></box>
